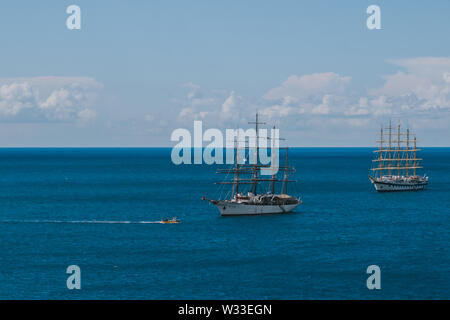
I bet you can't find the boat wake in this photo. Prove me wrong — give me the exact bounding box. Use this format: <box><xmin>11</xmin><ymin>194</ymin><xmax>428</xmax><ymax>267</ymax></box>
<box><xmin>3</xmin><ymin>219</ymin><xmax>162</xmax><ymax>224</ymax></box>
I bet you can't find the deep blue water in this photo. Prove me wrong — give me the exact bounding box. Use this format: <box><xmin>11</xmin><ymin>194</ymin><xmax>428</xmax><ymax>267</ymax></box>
<box><xmin>0</xmin><ymin>148</ymin><xmax>448</xmax><ymax>299</ymax></box>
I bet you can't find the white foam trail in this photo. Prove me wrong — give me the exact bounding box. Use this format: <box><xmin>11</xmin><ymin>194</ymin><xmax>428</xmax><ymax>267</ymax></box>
<box><xmin>3</xmin><ymin>220</ymin><xmax>162</xmax><ymax>224</ymax></box>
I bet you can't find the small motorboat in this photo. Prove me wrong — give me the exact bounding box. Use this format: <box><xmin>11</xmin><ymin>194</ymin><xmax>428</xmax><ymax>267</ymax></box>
<box><xmin>160</xmin><ymin>217</ymin><xmax>180</xmax><ymax>224</ymax></box>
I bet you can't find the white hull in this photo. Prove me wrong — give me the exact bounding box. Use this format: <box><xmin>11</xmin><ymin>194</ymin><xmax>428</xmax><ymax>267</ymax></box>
<box><xmin>369</xmin><ymin>177</ymin><xmax>427</xmax><ymax>192</ymax></box>
<box><xmin>214</xmin><ymin>201</ymin><xmax>301</xmax><ymax>216</ymax></box>
<box><xmin>372</xmin><ymin>181</ymin><xmax>426</xmax><ymax>192</ymax></box>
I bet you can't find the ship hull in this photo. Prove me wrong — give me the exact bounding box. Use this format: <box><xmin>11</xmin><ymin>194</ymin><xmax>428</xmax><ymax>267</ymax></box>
<box><xmin>213</xmin><ymin>201</ymin><xmax>301</xmax><ymax>216</ymax></box>
<box><xmin>369</xmin><ymin>177</ymin><xmax>427</xmax><ymax>192</ymax></box>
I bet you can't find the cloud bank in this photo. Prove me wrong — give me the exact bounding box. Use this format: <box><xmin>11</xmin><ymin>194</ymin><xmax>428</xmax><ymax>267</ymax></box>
<box><xmin>0</xmin><ymin>76</ymin><xmax>102</xmax><ymax>123</ymax></box>
<box><xmin>171</xmin><ymin>57</ymin><xmax>450</xmax><ymax>135</ymax></box>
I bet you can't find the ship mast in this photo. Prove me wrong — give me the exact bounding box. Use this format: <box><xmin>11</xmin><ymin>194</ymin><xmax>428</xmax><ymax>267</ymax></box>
<box><xmin>271</xmin><ymin>125</ymin><xmax>276</xmax><ymax>195</ymax></box>
<box><xmin>216</xmin><ymin>113</ymin><xmax>296</xmax><ymax>198</ymax></box>
<box><xmin>248</xmin><ymin>113</ymin><xmax>265</xmax><ymax>195</ymax></box>
<box><xmin>413</xmin><ymin>136</ymin><xmax>417</xmax><ymax>177</ymax></box>
<box><xmin>406</xmin><ymin>128</ymin><xmax>410</xmax><ymax>176</ymax></box>
<box><xmin>371</xmin><ymin>122</ymin><xmax>423</xmax><ymax>179</ymax></box>
<box><xmin>233</xmin><ymin>137</ymin><xmax>239</xmax><ymax>199</ymax></box>
<box><xmin>283</xmin><ymin>147</ymin><xmax>289</xmax><ymax>194</ymax></box>
<box><xmin>378</xmin><ymin>126</ymin><xmax>383</xmax><ymax>178</ymax></box>
<box><xmin>397</xmin><ymin>124</ymin><xmax>401</xmax><ymax>177</ymax></box>
<box><xmin>388</xmin><ymin>120</ymin><xmax>392</xmax><ymax>177</ymax></box>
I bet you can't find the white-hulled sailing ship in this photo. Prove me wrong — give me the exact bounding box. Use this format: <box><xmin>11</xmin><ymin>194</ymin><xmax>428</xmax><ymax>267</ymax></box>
<box><xmin>369</xmin><ymin>122</ymin><xmax>428</xmax><ymax>192</ymax></box>
<box><xmin>203</xmin><ymin>113</ymin><xmax>302</xmax><ymax>216</ymax></box>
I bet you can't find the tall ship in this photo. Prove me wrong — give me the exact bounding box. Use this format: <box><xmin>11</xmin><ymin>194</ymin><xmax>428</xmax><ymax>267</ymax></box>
<box><xmin>369</xmin><ymin>121</ymin><xmax>428</xmax><ymax>192</ymax></box>
<box><xmin>203</xmin><ymin>113</ymin><xmax>302</xmax><ymax>216</ymax></box>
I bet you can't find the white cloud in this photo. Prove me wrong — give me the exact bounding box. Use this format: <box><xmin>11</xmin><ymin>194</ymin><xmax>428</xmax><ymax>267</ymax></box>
<box><xmin>344</xmin><ymin>97</ymin><xmax>370</xmax><ymax>116</ymax></box>
<box><xmin>372</xmin><ymin>57</ymin><xmax>450</xmax><ymax>111</ymax></box>
<box><xmin>77</xmin><ymin>108</ymin><xmax>97</xmax><ymax>124</ymax></box>
<box><xmin>220</xmin><ymin>91</ymin><xmax>243</xmax><ymax>122</ymax></box>
<box><xmin>263</xmin><ymin>72</ymin><xmax>351</xmax><ymax>100</ymax></box>
<box><xmin>260</xmin><ymin>105</ymin><xmax>297</xmax><ymax>119</ymax></box>
<box><xmin>259</xmin><ymin>72</ymin><xmax>355</xmax><ymax>122</ymax></box>
<box><xmin>0</xmin><ymin>76</ymin><xmax>102</xmax><ymax>122</ymax></box>
<box><xmin>176</xmin><ymin>83</ymin><xmax>249</xmax><ymax>126</ymax></box>
<box><xmin>178</xmin><ymin>107</ymin><xmax>197</xmax><ymax>119</ymax></box>
<box><xmin>0</xmin><ymin>82</ymin><xmax>36</xmax><ymax>116</ymax></box>
<box><xmin>388</xmin><ymin>57</ymin><xmax>450</xmax><ymax>82</ymax></box>
<box><xmin>257</xmin><ymin>58</ymin><xmax>450</xmax><ymax>129</ymax></box>
<box><xmin>444</xmin><ymin>72</ymin><xmax>450</xmax><ymax>83</ymax></box>
<box><xmin>311</xmin><ymin>94</ymin><xmax>333</xmax><ymax>115</ymax></box>
<box><xmin>144</xmin><ymin>57</ymin><xmax>450</xmax><ymax>146</ymax></box>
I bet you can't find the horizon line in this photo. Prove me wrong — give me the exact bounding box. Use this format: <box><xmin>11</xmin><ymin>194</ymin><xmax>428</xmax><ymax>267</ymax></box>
<box><xmin>1</xmin><ymin>146</ymin><xmax>450</xmax><ymax>149</ymax></box>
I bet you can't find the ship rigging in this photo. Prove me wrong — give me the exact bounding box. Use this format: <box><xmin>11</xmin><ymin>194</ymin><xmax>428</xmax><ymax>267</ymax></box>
<box><xmin>203</xmin><ymin>113</ymin><xmax>302</xmax><ymax>215</ymax></box>
<box><xmin>369</xmin><ymin>121</ymin><xmax>428</xmax><ymax>192</ymax></box>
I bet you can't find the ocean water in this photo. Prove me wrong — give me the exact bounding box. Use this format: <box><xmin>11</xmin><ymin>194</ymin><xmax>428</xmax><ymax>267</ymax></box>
<box><xmin>0</xmin><ymin>148</ymin><xmax>448</xmax><ymax>299</ymax></box>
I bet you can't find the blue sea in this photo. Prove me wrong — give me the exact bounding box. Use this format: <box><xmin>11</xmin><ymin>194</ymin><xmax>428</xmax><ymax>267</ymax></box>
<box><xmin>0</xmin><ymin>148</ymin><xmax>448</xmax><ymax>299</ymax></box>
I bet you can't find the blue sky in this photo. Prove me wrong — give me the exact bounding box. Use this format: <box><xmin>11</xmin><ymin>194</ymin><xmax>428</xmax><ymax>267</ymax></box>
<box><xmin>0</xmin><ymin>0</ymin><xmax>449</xmax><ymax>146</ymax></box>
